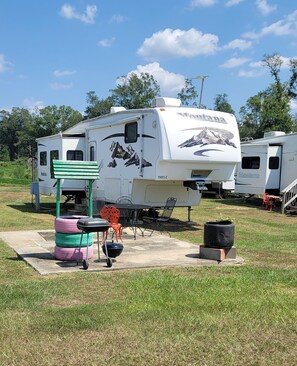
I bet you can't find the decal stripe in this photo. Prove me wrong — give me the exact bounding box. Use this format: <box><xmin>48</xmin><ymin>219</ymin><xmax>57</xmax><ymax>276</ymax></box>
<box><xmin>142</xmin><ymin>134</ymin><xmax>155</xmax><ymax>139</ymax></box>
<box><xmin>102</xmin><ymin>133</ymin><xmax>155</xmax><ymax>142</ymax></box>
<box><xmin>194</xmin><ymin>149</ymin><xmax>223</xmax><ymax>156</ymax></box>
<box><xmin>101</xmin><ymin>133</ymin><xmax>125</xmax><ymax>141</ymax></box>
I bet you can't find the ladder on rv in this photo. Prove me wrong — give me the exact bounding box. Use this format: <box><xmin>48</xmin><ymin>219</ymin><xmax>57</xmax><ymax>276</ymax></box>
<box><xmin>281</xmin><ymin>178</ymin><xmax>297</xmax><ymax>214</ymax></box>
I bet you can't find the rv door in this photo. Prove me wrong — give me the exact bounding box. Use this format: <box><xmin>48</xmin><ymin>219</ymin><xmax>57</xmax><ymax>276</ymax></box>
<box><xmin>266</xmin><ymin>145</ymin><xmax>282</xmax><ymax>194</ymax></box>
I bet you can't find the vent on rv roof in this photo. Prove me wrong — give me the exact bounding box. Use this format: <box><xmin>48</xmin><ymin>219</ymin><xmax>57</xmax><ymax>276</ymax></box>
<box><xmin>263</xmin><ymin>131</ymin><xmax>285</xmax><ymax>138</ymax></box>
<box><xmin>153</xmin><ymin>97</ymin><xmax>181</xmax><ymax>108</ymax></box>
<box><xmin>110</xmin><ymin>106</ymin><xmax>126</xmax><ymax>114</ymax></box>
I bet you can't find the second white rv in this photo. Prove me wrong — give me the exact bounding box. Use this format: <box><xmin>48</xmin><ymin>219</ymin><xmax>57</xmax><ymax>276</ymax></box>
<box><xmin>235</xmin><ymin>131</ymin><xmax>297</xmax><ymax>196</ymax></box>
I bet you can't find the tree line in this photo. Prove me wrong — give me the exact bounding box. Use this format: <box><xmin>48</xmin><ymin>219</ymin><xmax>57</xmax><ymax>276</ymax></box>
<box><xmin>1</xmin><ymin>53</ymin><xmax>297</xmax><ymax>162</ymax></box>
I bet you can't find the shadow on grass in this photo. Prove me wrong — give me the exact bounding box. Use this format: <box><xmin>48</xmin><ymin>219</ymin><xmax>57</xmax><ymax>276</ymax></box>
<box><xmin>6</xmin><ymin>256</ymin><xmax>23</xmax><ymax>261</ymax></box>
<box><xmin>141</xmin><ymin>219</ymin><xmax>202</xmax><ymax>234</ymax></box>
<box><xmin>8</xmin><ymin>202</ymin><xmax>62</xmax><ymax>216</ymax></box>
<box><xmin>206</xmin><ymin>195</ymin><xmax>283</xmax><ymax>211</ymax></box>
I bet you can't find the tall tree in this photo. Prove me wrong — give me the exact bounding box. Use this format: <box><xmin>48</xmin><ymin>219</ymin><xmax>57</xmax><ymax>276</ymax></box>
<box><xmin>213</xmin><ymin>93</ymin><xmax>235</xmax><ymax>114</ymax></box>
<box><xmin>239</xmin><ymin>53</ymin><xmax>297</xmax><ymax>139</ymax></box>
<box><xmin>0</xmin><ymin>108</ymin><xmax>33</xmax><ymax>160</ymax></box>
<box><xmin>239</xmin><ymin>93</ymin><xmax>265</xmax><ymax>139</ymax></box>
<box><xmin>33</xmin><ymin>105</ymin><xmax>82</xmax><ymax>137</ymax></box>
<box><xmin>111</xmin><ymin>72</ymin><xmax>160</xmax><ymax>109</ymax></box>
<box><xmin>178</xmin><ymin>79</ymin><xmax>198</xmax><ymax>106</ymax></box>
<box><xmin>22</xmin><ymin>106</ymin><xmax>72</xmax><ymax>158</ymax></box>
<box><xmin>84</xmin><ymin>92</ymin><xmax>114</xmax><ymax>119</ymax></box>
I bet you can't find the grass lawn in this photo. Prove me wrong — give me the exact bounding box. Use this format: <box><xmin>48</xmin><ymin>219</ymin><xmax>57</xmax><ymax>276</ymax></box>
<box><xmin>0</xmin><ymin>187</ymin><xmax>296</xmax><ymax>366</ymax></box>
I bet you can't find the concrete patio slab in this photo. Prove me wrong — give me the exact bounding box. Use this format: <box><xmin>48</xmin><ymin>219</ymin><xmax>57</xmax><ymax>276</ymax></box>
<box><xmin>0</xmin><ymin>228</ymin><xmax>244</xmax><ymax>275</ymax></box>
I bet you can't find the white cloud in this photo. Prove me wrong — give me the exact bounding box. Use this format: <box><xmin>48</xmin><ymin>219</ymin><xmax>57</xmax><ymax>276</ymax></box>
<box><xmin>60</xmin><ymin>4</ymin><xmax>97</xmax><ymax>24</ymax></box>
<box><xmin>110</xmin><ymin>14</ymin><xmax>126</xmax><ymax>23</ymax></box>
<box><xmin>50</xmin><ymin>82</ymin><xmax>73</xmax><ymax>90</ymax></box>
<box><xmin>225</xmin><ymin>0</ymin><xmax>245</xmax><ymax>6</ymax></box>
<box><xmin>220</xmin><ymin>57</ymin><xmax>250</xmax><ymax>69</ymax></box>
<box><xmin>190</xmin><ymin>0</ymin><xmax>216</xmax><ymax>7</ymax></box>
<box><xmin>223</xmin><ymin>38</ymin><xmax>252</xmax><ymax>50</ymax></box>
<box><xmin>98</xmin><ymin>38</ymin><xmax>116</xmax><ymax>48</ymax></box>
<box><xmin>243</xmin><ymin>10</ymin><xmax>297</xmax><ymax>39</ymax></box>
<box><xmin>256</xmin><ymin>0</ymin><xmax>277</xmax><ymax>16</ymax></box>
<box><xmin>23</xmin><ymin>98</ymin><xmax>45</xmax><ymax>113</ymax></box>
<box><xmin>249</xmin><ymin>60</ymin><xmax>263</xmax><ymax>68</ymax></box>
<box><xmin>0</xmin><ymin>54</ymin><xmax>12</xmax><ymax>72</ymax></box>
<box><xmin>238</xmin><ymin>69</ymin><xmax>265</xmax><ymax>77</ymax></box>
<box><xmin>120</xmin><ymin>62</ymin><xmax>185</xmax><ymax>96</ymax></box>
<box><xmin>53</xmin><ymin>69</ymin><xmax>77</xmax><ymax>77</ymax></box>
<box><xmin>137</xmin><ymin>28</ymin><xmax>219</xmax><ymax>61</ymax></box>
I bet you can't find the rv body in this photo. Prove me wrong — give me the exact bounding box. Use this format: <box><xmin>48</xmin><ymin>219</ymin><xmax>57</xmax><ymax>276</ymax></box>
<box><xmin>37</xmin><ymin>98</ymin><xmax>241</xmax><ymax>207</ymax></box>
<box><xmin>235</xmin><ymin>131</ymin><xmax>297</xmax><ymax>195</ymax></box>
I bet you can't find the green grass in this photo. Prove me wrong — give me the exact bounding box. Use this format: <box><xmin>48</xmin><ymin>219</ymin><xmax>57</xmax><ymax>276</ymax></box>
<box><xmin>0</xmin><ymin>161</ymin><xmax>33</xmax><ymax>185</ymax></box>
<box><xmin>0</xmin><ymin>188</ymin><xmax>297</xmax><ymax>365</ymax></box>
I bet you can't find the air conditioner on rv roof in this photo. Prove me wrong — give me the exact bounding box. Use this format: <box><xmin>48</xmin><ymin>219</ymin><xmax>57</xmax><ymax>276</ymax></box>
<box><xmin>110</xmin><ymin>106</ymin><xmax>126</xmax><ymax>114</ymax></box>
<box><xmin>263</xmin><ymin>131</ymin><xmax>285</xmax><ymax>138</ymax></box>
<box><xmin>153</xmin><ymin>97</ymin><xmax>181</xmax><ymax>108</ymax></box>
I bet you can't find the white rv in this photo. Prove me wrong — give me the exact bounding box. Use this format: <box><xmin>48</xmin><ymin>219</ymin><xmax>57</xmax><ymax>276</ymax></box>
<box><xmin>37</xmin><ymin>97</ymin><xmax>241</xmax><ymax>208</ymax></box>
<box><xmin>235</xmin><ymin>131</ymin><xmax>297</xmax><ymax>196</ymax></box>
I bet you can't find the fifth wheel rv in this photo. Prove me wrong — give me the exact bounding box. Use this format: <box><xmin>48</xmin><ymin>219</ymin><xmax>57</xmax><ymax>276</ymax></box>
<box><xmin>37</xmin><ymin>97</ymin><xmax>241</xmax><ymax>209</ymax></box>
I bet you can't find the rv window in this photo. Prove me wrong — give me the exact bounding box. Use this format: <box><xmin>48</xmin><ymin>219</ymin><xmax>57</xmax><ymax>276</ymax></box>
<box><xmin>67</xmin><ymin>150</ymin><xmax>83</xmax><ymax>160</ymax></box>
<box><xmin>50</xmin><ymin>150</ymin><xmax>59</xmax><ymax>178</ymax></box>
<box><xmin>90</xmin><ymin>146</ymin><xmax>95</xmax><ymax>161</ymax></box>
<box><xmin>242</xmin><ymin>156</ymin><xmax>260</xmax><ymax>169</ymax></box>
<box><xmin>40</xmin><ymin>151</ymin><xmax>47</xmax><ymax>166</ymax></box>
<box><xmin>269</xmin><ymin>156</ymin><xmax>279</xmax><ymax>170</ymax></box>
<box><xmin>125</xmin><ymin>122</ymin><xmax>138</xmax><ymax>143</ymax></box>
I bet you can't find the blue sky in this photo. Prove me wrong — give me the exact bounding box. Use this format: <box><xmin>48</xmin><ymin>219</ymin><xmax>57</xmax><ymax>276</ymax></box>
<box><xmin>1</xmin><ymin>0</ymin><xmax>297</xmax><ymax>116</ymax></box>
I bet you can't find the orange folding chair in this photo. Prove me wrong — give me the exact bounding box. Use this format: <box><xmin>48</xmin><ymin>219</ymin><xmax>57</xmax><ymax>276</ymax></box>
<box><xmin>100</xmin><ymin>206</ymin><xmax>123</xmax><ymax>242</ymax></box>
<box><xmin>262</xmin><ymin>193</ymin><xmax>274</xmax><ymax>211</ymax></box>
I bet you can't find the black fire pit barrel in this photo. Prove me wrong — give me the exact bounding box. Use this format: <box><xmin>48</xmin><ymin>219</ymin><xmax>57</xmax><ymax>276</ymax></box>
<box><xmin>204</xmin><ymin>220</ymin><xmax>235</xmax><ymax>249</ymax></box>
